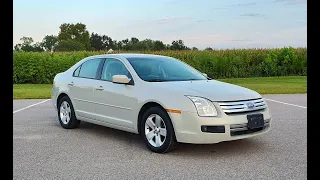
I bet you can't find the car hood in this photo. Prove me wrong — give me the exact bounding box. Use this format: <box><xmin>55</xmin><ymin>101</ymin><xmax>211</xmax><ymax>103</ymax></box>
<box><xmin>150</xmin><ymin>80</ymin><xmax>261</xmax><ymax>102</ymax></box>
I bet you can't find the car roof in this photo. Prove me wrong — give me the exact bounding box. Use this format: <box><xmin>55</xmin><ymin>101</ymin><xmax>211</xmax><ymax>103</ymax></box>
<box><xmin>86</xmin><ymin>53</ymin><xmax>172</xmax><ymax>60</ymax></box>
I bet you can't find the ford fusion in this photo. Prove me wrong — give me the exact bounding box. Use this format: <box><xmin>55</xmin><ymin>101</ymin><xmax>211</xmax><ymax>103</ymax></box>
<box><xmin>52</xmin><ymin>53</ymin><xmax>271</xmax><ymax>153</ymax></box>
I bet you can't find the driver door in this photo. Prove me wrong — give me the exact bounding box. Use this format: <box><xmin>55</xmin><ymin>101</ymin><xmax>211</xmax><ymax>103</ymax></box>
<box><xmin>93</xmin><ymin>58</ymin><xmax>137</xmax><ymax>129</ymax></box>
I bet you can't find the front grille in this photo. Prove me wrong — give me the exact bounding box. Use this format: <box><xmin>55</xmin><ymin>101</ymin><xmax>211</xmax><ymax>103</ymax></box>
<box><xmin>218</xmin><ymin>98</ymin><xmax>266</xmax><ymax>114</ymax></box>
<box><xmin>230</xmin><ymin>119</ymin><xmax>270</xmax><ymax>136</ymax></box>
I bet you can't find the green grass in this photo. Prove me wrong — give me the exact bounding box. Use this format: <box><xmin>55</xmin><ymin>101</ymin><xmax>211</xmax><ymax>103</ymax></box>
<box><xmin>13</xmin><ymin>76</ymin><xmax>306</xmax><ymax>99</ymax></box>
<box><xmin>218</xmin><ymin>76</ymin><xmax>307</xmax><ymax>94</ymax></box>
<box><xmin>13</xmin><ymin>84</ymin><xmax>53</xmax><ymax>99</ymax></box>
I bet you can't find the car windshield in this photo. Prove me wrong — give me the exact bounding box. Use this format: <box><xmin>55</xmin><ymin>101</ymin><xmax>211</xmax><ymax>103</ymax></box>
<box><xmin>126</xmin><ymin>56</ymin><xmax>208</xmax><ymax>82</ymax></box>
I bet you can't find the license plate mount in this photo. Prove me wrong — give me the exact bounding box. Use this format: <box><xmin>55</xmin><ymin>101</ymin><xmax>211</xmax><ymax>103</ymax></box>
<box><xmin>247</xmin><ymin>114</ymin><xmax>264</xmax><ymax>129</ymax></box>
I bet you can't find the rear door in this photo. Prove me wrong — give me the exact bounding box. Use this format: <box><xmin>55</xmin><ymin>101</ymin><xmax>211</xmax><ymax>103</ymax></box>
<box><xmin>69</xmin><ymin>58</ymin><xmax>104</xmax><ymax>119</ymax></box>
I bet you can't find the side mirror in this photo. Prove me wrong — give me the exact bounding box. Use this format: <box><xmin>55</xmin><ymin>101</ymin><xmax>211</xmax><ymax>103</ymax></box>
<box><xmin>112</xmin><ymin>75</ymin><xmax>133</xmax><ymax>85</ymax></box>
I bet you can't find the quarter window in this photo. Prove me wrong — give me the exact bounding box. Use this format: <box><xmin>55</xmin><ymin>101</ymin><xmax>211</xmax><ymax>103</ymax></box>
<box><xmin>101</xmin><ymin>58</ymin><xmax>132</xmax><ymax>81</ymax></box>
<box><xmin>73</xmin><ymin>65</ymin><xmax>81</xmax><ymax>77</ymax></box>
<box><xmin>78</xmin><ymin>58</ymin><xmax>103</xmax><ymax>79</ymax></box>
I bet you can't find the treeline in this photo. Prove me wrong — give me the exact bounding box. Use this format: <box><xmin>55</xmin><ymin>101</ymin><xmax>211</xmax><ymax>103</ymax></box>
<box><xmin>13</xmin><ymin>47</ymin><xmax>307</xmax><ymax>84</ymax></box>
<box><xmin>14</xmin><ymin>23</ymin><xmax>204</xmax><ymax>52</ymax></box>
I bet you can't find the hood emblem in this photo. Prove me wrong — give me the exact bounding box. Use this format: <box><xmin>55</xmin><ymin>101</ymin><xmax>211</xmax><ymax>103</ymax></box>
<box><xmin>246</xmin><ymin>102</ymin><xmax>254</xmax><ymax>109</ymax></box>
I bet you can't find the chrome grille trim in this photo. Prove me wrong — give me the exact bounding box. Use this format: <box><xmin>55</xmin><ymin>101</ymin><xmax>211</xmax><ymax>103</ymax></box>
<box><xmin>231</xmin><ymin>126</ymin><xmax>248</xmax><ymax>132</ymax></box>
<box><xmin>230</xmin><ymin>119</ymin><xmax>270</xmax><ymax>135</ymax></box>
<box><xmin>218</xmin><ymin>98</ymin><xmax>266</xmax><ymax>114</ymax></box>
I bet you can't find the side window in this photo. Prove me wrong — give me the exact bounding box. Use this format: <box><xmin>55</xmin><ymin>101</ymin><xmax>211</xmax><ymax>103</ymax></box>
<box><xmin>78</xmin><ymin>58</ymin><xmax>103</xmax><ymax>79</ymax></box>
<box><xmin>73</xmin><ymin>65</ymin><xmax>81</xmax><ymax>77</ymax></box>
<box><xmin>101</xmin><ymin>58</ymin><xmax>132</xmax><ymax>81</ymax></box>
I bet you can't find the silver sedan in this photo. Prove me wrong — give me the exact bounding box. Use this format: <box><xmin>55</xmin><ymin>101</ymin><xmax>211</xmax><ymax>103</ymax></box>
<box><xmin>52</xmin><ymin>53</ymin><xmax>271</xmax><ymax>153</ymax></box>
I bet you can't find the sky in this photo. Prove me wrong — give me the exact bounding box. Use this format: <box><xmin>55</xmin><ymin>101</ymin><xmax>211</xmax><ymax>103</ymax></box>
<box><xmin>13</xmin><ymin>0</ymin><xmax>307</xmax><ymax>49</ymax></box>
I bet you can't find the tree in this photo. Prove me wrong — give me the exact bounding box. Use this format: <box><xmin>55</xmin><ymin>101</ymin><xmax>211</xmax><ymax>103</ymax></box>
<box><xmin>14</xmin><ymin>44</ymin><xmax>22</xmax><ymax>51</ymax></box>
<box><xmin>116</xmin><ymin>41</ymin><xmax>123</xmax><ymax>50</ymax></box>
<box><xmin>90</xmin><ymin>33</ymin><xmax>105</xmax><ymax>51</ymax></box>
<box><xmin>18</xmin><ymin>36</ymin><xmax>34</xmax><ymax>51</ymax></box>
<box><xmin>19</xmin><ymin>44</ymin><xmax>34</xmax><ymax>52</ymax></box>
<box><xmin>58</xmin><ymin>23</ymin><xmax>91</xmax><ymax>50</ymax></box>
<box><xmin>20</xmin><ymin>36</ymin><xmax>34</xmax><ymax>46</ymax></box>
<box><xmin>121</xmin><ymin>38</ymin><xmax>132</xmax><ymax>50</ymax></box>
<box><xmin>120</xmin><ymin>37</ymin><xmax>140</xmax><ymax>51</ymax></box>
<box><xmin>192</xmin><ymin>47</ymin><xmax>198</xmax><ymax>50</ymax></box>
<box><xmin>170</xmin><ymin>40</ymin><xmax>188</xmax><ymax>50</ymax></box>
<box><xmin>13</xmin><ymin>23</ymin><xmax>200</xmax><ymax>52</ymax></box>
<box><xmin>122</xmin><ymin>38</ymin><xmax>129</xmax><ymax>45</ymax></box>
<box><xmin>111</xmin><ymin>40</ymin><xmax>118</xmax><ymax>50</ymax></box>
<box><xmin>32</xmin><ymin>42</ymin><xmax>44</xmax><ymax>52</ymax></box>
<box><xmin>14</xmin><ymin>36</ymin><xmax>44</xmax><ymax>52</ymax></box>
<box><xmin>130</xmin><ymin>37</ymin><xmax>139</xmax><ymax>44</ymax></box>
<box><xmin>154</xmin><ymin>40</ymin><xmax>166</xmax><ymax>51</ymax></box>
<box><xmin>55</xmin><ymin>39</ymin><xmax>86</xmax><ymax>52</ymax></box>
<box><xmin>139</xmin><ymin>39</ymin><xmax>154</xmax><ymax>51</ymax></box>
<box><xmin>205</xmin><ymin>47</ymin><xmax>213</xmax><ymax>50</ymax></box>
<box><xmin>104</xmin><ymin>36</ymin><xmax>115</xmax><ymax>50</ymax></box>
<box><xmin>41</xmin><ymin>35</ymin><xmax>58</xmax><ymax>51</ymax></box>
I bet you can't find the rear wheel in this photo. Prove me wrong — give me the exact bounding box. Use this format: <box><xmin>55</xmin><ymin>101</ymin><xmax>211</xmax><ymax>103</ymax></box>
<box><xmin>57</xmin><ymin>96</ymin><xmax>80</xmax><ymax>129</ymax></box>
<box><xmin>141</xmin><ymin>106</ymin><xmax>177</xmax><ymax>153</ymax></box>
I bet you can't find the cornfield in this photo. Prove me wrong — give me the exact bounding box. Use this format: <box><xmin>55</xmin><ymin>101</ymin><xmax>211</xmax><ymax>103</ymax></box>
<box><xmin>13</xmin><ymin>47</ymin><xmax>307</xmax><ymax>84</ymax></box>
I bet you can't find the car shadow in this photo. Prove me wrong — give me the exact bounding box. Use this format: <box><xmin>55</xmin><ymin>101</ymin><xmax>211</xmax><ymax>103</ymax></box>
<box><xmin>71</xmin><ymin>121</ymin><xmax>267</xmax><ymax>157</ymax></box>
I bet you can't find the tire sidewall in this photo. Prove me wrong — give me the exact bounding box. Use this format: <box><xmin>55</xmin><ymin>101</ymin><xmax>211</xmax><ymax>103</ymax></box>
<box><xmin>57</xmin><ymin>96</ymin><xmax>77</xmax><ymax>128</ymax></box>
<box><xmin>141</xmin><ymin>106</ymin><xmax>176</xmax><ymax>153</ymax></box>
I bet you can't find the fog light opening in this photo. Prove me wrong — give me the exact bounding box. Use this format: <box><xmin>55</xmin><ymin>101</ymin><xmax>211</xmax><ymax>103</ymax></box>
<box><xmin>201</xmin><ymin>126</ymin><xmax>225</xmax><ymax>133</ymax></box>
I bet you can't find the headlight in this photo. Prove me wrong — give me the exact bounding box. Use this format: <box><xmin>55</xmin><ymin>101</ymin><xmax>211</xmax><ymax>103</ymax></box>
<box><xmin>186</xmin><ymin>96</ymin><xmax>218</xmax><ymax>117</ymax></box>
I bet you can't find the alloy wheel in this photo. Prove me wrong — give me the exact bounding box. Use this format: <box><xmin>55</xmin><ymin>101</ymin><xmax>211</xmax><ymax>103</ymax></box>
<box><xmin>144</xmin><ymin>114</ymin><xmax>167</xmax><ymax>147</ymax></box>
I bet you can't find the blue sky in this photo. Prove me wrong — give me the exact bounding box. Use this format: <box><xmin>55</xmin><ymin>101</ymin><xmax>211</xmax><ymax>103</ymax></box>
<box><xmin>13</xmin><ymin>0</ymin><xmax>306</xmax><ymax>49</ymax></box>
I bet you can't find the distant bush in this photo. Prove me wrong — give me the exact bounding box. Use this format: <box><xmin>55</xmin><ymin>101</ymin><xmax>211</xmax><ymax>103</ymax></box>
<box><xmin>13</xmin><ymin>47</ymin><xmax>307</xmax><ymax>84</ymax></box>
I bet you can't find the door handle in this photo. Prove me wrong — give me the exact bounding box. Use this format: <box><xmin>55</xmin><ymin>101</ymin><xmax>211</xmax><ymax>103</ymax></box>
<box><xmin>96</xmin><ymin>86</ymin><xmax>104</xmax><ymax>91</ymax></box>
<box><xmin>68</xmin><ymin>82</ymin><xmax>74</xmax><ymax>86</ymax></box>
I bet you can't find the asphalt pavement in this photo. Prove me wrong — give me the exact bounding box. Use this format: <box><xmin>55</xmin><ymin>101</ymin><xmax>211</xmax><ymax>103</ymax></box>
<box><xmin>13</xmin><ymin>94</ymin><xmax>307</xmax><ymax>180</ymax></box>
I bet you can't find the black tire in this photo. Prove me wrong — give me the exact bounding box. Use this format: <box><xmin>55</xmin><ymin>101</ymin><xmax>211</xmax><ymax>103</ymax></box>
<box><xmin>141</xmin><ymin>106</ymin><xmax>177</xmax><ymax>153</ymax></box>
<box><xmin>57</xmin><ymin>96</ymin><xmax>80</xmax><ymax>129</ymax></box>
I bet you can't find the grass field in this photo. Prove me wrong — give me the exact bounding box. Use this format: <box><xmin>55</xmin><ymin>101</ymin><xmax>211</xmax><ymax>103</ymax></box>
<box><xmin>13</xmin><ymin>76</ymin><xmax>306</xmax><ymax>99</ymax></box>
<box><xmin>219</xmin><ymin>76</ymin><xmax>307</xmax><ymax>94</ymax></box>
<box><xmin>13</xmin><ymin>84</ymin><xmax>53</xmax><ymax>99</ymax></box>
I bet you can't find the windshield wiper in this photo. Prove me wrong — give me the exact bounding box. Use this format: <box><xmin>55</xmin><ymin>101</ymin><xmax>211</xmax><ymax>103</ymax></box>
<box><xmin>178</xmin><ymin>79</ymin><xmax>202</xmax><ymax>81</ymax></box>
<box><xmin>146</xmin><ymin>79</ymin><xmax>168</xmax><ymax>82</ymax></box>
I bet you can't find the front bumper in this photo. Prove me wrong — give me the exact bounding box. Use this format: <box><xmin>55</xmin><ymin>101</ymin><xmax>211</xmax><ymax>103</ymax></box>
<box><xmin>169</xmin><ymin>108</ymin><xmax>271</xmax><ymax>144</ymax></box>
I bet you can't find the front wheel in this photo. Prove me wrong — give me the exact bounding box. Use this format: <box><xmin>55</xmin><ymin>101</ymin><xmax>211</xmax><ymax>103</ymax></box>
<box><xmin>141</xmin><ymin>106</ymin><xmax>177</xmax><ymax>153</ymax></box>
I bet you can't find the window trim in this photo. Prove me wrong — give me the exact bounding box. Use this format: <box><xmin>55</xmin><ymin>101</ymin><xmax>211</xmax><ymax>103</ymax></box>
<box><xmin>73</xmin><ymin>65</ymin><xmax>82</xmax><ymax>77</ymax></box>
<box><xmin>97</xmin><ymin>59</ymin><xmax>106</xmax><ymax>80</ymax></box>
<box><xmin>72</xmin><ymin>58</ymin><xmax>105</xmax><ymax>80</ymax></box>
<box><xmin>97</xmin><ymin>57</ymin><xmax>135</xmax><ymax>85</ymax></box>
